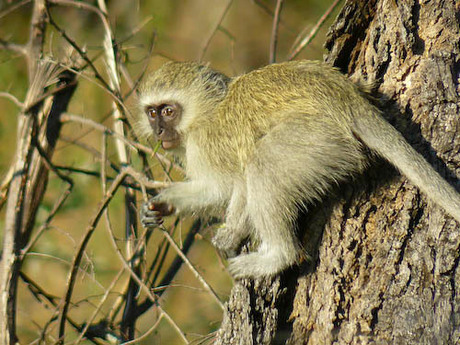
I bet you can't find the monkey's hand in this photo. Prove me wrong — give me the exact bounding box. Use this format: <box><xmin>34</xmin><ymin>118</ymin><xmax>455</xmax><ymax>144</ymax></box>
<box><xmin>140</xmin><ymin>198</ymin><xmax>175</xmax><ymax>229</ymax></box>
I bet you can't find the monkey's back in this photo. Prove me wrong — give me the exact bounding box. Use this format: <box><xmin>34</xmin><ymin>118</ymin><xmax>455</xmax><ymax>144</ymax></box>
<box><xmin>199</xmin><ymin>61</ymin><xmax>373</xmax><ymax>175</ymax></box>
<box><xmin>225</xmin><ymin>60</ymin><xmax>372</xmax><ymax>127</ymax></box>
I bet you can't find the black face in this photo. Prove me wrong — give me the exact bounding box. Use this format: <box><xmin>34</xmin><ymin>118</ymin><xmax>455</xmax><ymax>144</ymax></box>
<box><xmin>145</xmin><ymin>102</ymin><xmax>182</xmax><ymax>150</ymax></box>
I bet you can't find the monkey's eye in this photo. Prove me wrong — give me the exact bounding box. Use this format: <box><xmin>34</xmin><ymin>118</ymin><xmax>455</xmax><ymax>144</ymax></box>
<box><xmin>146</xmin><ymin>107</ymin><xmax>157</xmax><ymax>118</ymax></box>
<box><xmin>162</xmin><ymin>105</ymin><xmax>175</xmax><ymax>117</ymax></box>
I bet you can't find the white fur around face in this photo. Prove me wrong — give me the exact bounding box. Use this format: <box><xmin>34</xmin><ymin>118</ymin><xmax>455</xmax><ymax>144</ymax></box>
<box><xmin>139</xmin><ymin>89</ymin><xmax>199</xmax><ymax>135</ymax></box>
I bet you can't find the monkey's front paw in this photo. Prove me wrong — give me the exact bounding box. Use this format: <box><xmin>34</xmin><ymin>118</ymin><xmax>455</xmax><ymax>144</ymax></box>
<box><xmin>140</xmin><ymin>198</ymin><xmax>175</xmax><ymax>229</ymax></box>
<box><xmin>212</xmin><ymin>225</ymin><xmax>239</xmax><ymax>259</ymax></box>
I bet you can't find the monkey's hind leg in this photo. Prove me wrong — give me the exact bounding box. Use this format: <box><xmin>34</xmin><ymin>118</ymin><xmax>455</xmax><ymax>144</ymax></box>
<box><xmin>227</xmin><ymin>157</ymin><xmax>302</xmax><ymax>277</ymax></box>
<box><xmin>227</xmin><ymin>118</ymin><xmax>366</xmax><ymax>278</ymax></box>
<box><xmin>213</xmin><ymin>182</ymin><xmax>252</xmax><ymax>258</ymax></box>
<box><xmin>227</xmin><ymin>123</ymin><xmax>311</xmax><ymax>278</ymax></box>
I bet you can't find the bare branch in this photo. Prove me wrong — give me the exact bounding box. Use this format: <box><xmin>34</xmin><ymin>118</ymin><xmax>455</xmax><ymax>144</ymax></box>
<box><xmin>134</xmin><ymin>220</ymin><xmax>202</xmax><ymax>318</ymax></box>
<box><xmin>61</xmin><ymin>112</ymin><xmax>182</xmax><ymax>175</ymax></box>
<box><xmin>158</xmin><ymin>226</ymin><xmax>225</xmax><ymax>311</ymax></box>
<box><xmin>119</xmin><ymin>22</ymin><xmax>156</xmax><ymax>100</ymax></box>
<box><xmin>58</xmin><ymin>170</ymin><xmax>128</xmax><ymax>341</ymax></box>
<box><xmin>0</xmin><ymin>0</ymin><xmax>32</xmax><ymax>21</ymax></box>
<box><xmin>20</xmin><ymin>273</ymin><xmax>105</xmax><ymax>345</ymax></box>
<box><xmin>102</xmin><ymin>191</ymin><xmax>189</xmax><ymax>344</ymax></box>
<box><xmin>269</xmin><ymin>0</ymin><xmax>284</xmax><ymax>64</ymax></box>
<box><xmin>0</xmin><ymin>1</ymin><xmax>49</xmax><ymax>343</ymax></box>
<box><xmin>24</xmin><ymin>77</ymin><xmax>77</xmax><ymax>113</ymax></box>
<box><xmin>61</xmin><ymin>113</ymin><xmax>151</xmax><ymax>154</ymax></box>
<box><xmin>124</xmin><ymin>166</ymin><xmax>171</xmax><ymax>191</ymax></box>
<box><xmin>120</xmin><ymin>313</ymin><xmax>164</xmax><ymax>345</ymax></box>
<box><xmin>45</xmin><ymin>9</ymin><xmax>112</xmax><ymax>93</ymax></box>
<box><xmin>288</xmin><ymin>0</ymin><xmax>342</xmax><ymax>60</ymax></box>
<box><xmin>74</xmin><ymin>268</ymin><xmax>125</xmax><ymax>344</ymax></box>
<box><xmin>0</xmin><ymin>39</ymin><xmax>27</xmax><ymax>55</ymax></box>
<box><xmin>198</xmin><ymin>0</ymin><xmax>233</xmax><ymax>62</ymax></box>
<box><xmin>20</xmin><ymin>188</ymin><xmax>72</xmax><ymax>258</ymax></box>
<box><xmin>27</xmin><ymin>0</ymin><xmax>47</xmax><ymax>78</ymax></box>
<box><xmin>0</xmin><ymin>92</ymin><xmax>23</xmax><ymax>108</ymax></box>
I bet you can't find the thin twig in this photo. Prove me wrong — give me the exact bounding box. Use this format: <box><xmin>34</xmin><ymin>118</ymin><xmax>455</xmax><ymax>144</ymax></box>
<box><xmin>0</xmin><ymin>0</ymin><xmax>32</xmax><ymax>20</ymax></box>
<box><xmin>61</xmin><ymin>112</ymin><xmax>183</xmax><ymax>176</ymax></box>
<box><xmin>269</xmin><ymin>0</ymin><xmax>284</xmax><ymax>64</ymax></box>
<box><xmin>252</xmin><ymin>0</ymin><xmax>296</xmax><ymax>34</ymax></box>
<box><xmin>20</xmin><ymin>186</ymin><xmax>72</xmax><ymax>255</ymax></box>
<box><xmin>119</xmin><ymin>312</ymin><xmax>163</xmax><ymax>345</ymax></box>
<box><xmin>159</xmin><ymin>227</ymin><xmax>225</xmax><ymax>311</ymax></box>
<box><xmin>102</xmin><ymin>195</ymin><xmax>189</xmax><ymax>344</ymax></box>
<box><xmin>0</xmin><ymin>92</ymin><xmax>24</xmax><ymax>107</ymax></box>
<box><xmin>19</xmin><ymin>272</ymin><xmax>105</xmax><ymax>345</ymax></box>
<box><xmin>135</xmin><ymin>220</ymin><xmax>201</xmax><ymax>318</ymax></box>
<box><xmin>61</xmin><ymin>113</ymin><xmax>150</xmax><ymax>154</ymax></box>
<box><xmin>161</xmin><ymin>311</ymin><xmax>190</xmax><ymax>344</ymax></box>
<box><xmin>0</xmin><ymin>38</ymin><xmax>27</xmax><ymax>55</ymax></box>
<box><xmin>124</xmin><ymin>166</ymin><xmax>171</xmax><ymax>190</ymax></box>
<box><xmin>198</xmin><ymin>0</ymin><xmax>233</xmax><ymax>62</ymax></box>
<box><xmin>73</xmin><ymin>268</ymin><xmax>125</xmax><ymax>344</ymax></box>
<box><xmin>46</xmin><ymin>16</ymin><xmax>110</xmax><ymax>92</ymax></box>
<box><xmin>24</xmin><ymin>79</ymin><xmax>77</xmax><ymax>113</ymax></box>
<box><xmin>46</xmin><ymin>0</ymin><xmax>131</xmax><ymax>126</ymax></box>
<box><xmin>20</xmin><ymin>253</ymin><xmax>104</xmax><ymax>291</ymax></box>
<box><xmin>31</xmin><ymin>130</ymin><xmax>74</xmax><ymax>186</ymax></box>
<box><xmin>119</xmin><ymin>25</ymin><xmax>156</xmax><ymax>100</ymax></box>
<box><xmin>94</xmin><ymin>5</ymin><xmax>144</xmax><ymax>337</ymax></box>
<box><xmin>288</xmin><ymin>0</ymin><xmax>342</xmax><ymax>60</ymax></box>
<box><xmin>58</xmin><ymin>170</ymin><xmax>128</xmax><ymax>342</ymax></box>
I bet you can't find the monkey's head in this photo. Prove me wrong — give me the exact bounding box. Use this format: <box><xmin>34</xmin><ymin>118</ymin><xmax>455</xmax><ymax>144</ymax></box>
<box><xmin>136</xmin><ymin>61</ymin><xmax>230</xmax><ymax>151</ymax></box>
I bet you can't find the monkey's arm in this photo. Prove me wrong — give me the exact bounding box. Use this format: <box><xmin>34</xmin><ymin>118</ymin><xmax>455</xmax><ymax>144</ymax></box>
<box><xmin>140</xmin><ymin>180</ymin><xmax>226</xmax><ymax>228</ymax></box>
<box><xmin>140</xmin><ymin>179</ymin><xmax>230</xmax><ymax>229</ymax></box>
<box><xmin>157</xmin><ymin>180</ymin><xmax>228</xmax><ymax>213</ymax></box>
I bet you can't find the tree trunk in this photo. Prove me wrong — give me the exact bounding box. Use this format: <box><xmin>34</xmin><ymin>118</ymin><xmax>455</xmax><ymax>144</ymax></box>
<box><xmin>215</xmin><ymin>0</ymin><xmax>460</xmax><ymax>344</ymax></box>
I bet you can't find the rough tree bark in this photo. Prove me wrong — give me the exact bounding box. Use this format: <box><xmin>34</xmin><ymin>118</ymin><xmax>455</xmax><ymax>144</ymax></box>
<box><xmin>215</xmin><ymin>0</ymin><xmax>460</xmax><ymax>344</ymax></box>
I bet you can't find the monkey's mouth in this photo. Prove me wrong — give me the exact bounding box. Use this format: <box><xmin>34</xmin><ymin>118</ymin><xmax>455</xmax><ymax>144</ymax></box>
<box><xmin>161</xmin><ymin>139</ymin><xmax>180</xmax><ymax>150</ymax></box>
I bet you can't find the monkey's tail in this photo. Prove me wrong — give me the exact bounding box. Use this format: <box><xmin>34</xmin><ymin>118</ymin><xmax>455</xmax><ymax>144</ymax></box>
<box><xmin>352</xmin><ymin>113</ymin><xmax>460</xmax><ymax>223</ymax></box>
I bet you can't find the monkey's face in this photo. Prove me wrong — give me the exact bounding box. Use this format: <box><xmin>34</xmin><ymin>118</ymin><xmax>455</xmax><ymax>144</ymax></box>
<box><xmin>145</xmin><ymin>102</ymin><xmax>182</xmax><ymax>150</ymax></box>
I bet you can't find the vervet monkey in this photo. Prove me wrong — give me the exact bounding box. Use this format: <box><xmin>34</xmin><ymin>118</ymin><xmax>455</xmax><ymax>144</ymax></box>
<box><xmin>136</xmin><ymin>60</ymin><xmax>460</xmax><ymax>278</ymax></box>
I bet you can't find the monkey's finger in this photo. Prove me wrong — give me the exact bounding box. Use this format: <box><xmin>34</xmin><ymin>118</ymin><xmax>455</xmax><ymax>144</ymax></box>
<box><xmin>141</xmin><ymin>217</ymin><xmax>164</xmax><ymax>228</ymax></box>
<box><xmin>140</xmin><ymin>209</ymin><xmax>164</xmax><ymax>228</ymax></box>
<box><xmin>142</xmin><ymin>219</ymin><xmax>164</xmax><ymax>227</ymax></box>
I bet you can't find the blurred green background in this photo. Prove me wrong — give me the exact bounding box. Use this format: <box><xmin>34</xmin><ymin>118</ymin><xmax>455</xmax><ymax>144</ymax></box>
<box><xmin>0</xmin><ymin>0</ymin><xmax>337</xmax><ymax>343</ymax></box>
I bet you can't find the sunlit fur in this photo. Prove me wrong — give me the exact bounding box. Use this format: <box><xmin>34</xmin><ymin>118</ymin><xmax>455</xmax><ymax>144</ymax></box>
<box><xmin>137</xmin><ymin>60</ymin><xmax>460</xmax><ymax>278</ymax></box>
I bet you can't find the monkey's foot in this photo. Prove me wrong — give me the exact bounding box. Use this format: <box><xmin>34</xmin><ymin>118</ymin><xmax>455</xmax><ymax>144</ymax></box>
<box><xmin>227</xmin><ymin>251</ymin><xmax>297</xmax><ymax>278</ymax></box>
